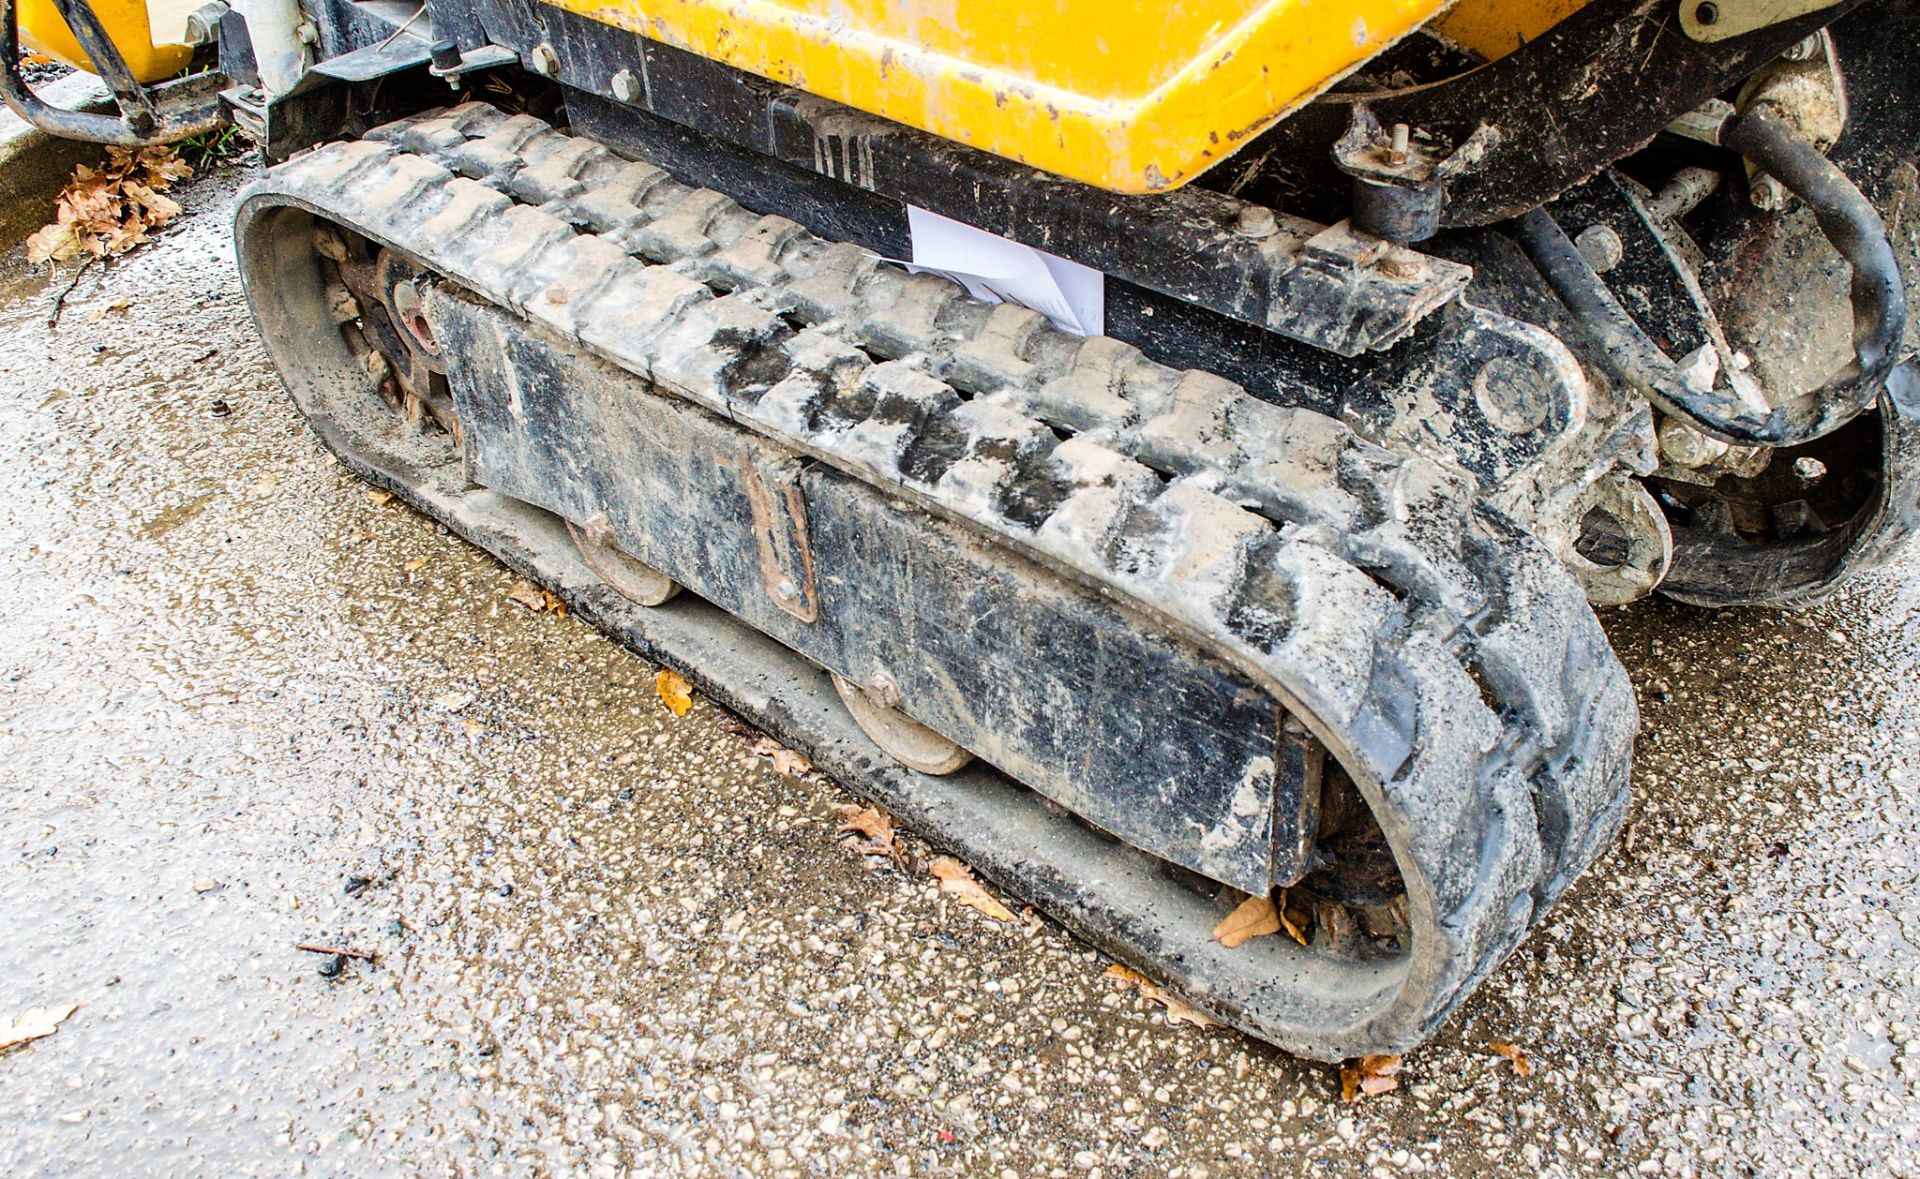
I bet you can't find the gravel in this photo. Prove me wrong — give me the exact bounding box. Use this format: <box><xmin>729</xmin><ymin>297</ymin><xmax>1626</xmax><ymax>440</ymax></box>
<box><xmin>0</xmin><ymin>170</ymin><xmax>1915</xmax><ymax>1177</ymax></box>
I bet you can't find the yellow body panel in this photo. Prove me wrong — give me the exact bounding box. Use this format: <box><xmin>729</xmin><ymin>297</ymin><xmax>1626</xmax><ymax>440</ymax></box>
<box><xmin>1433</xmin><ymin>0</ymin><xmax>1591</xmax><ymax>59</ymax></box>
<box><xmin>17</xmin><ymin>0</ymin><xmax>197</xmax><ymax>84</ymax></box>
<box><xmin>557</xmin><ymin>0</ymin><xmax>1451</xmax><ymax>193</ymax></box>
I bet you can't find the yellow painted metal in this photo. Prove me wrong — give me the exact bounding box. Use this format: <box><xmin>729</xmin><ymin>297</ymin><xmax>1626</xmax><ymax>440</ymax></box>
<box><xmin>17</xmin><ymin>0</ymin><xmax>198</xmax><ymax>84</ymax></box>
<box><xmin>554</xmin><ymin>0</ymin><xmax>1452</xmax><ymax>193</ymax></box>
<box><xmin>1432</xmin><ymin>0</ymin><xmax>1593</xmax><ymax>59</ymax></box>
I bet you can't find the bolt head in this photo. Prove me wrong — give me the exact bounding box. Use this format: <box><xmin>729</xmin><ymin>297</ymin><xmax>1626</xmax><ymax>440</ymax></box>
<box><xmin>530</xmin><ymin>44</ymin><xmax>559</xmax><ymax>77</ymax></box>
<box><xmin>1574</xmin><ymin>224</ymin><xmax>1625</xmax><ymax>274</ymax></box>
<box><xmin>1658</xmin><ymin>417</ymin><xmax>1728</xmax><ymax>469</ymax></box>
<box><xmin>1781</xmin><ymin>35</ymin><xmax>1822</xmax><ymax>61</ymax></box>
<box><xmin>1234</xmin><ymin>205</ymin><xmax>1278</xmax><ymax>239</ymax></box>
<box><xmin>1750</xmin><ymin>175</ymin><xmax>1788</xmax><ymax>212</ymax></box>
<box><xmin>611</xmin><ymin>69</ymin><xmax>642</xmax><ymax>103</ymax></box>
<box><xmin>1792</xmin><ymin>456</ymin><xmax>1828</xmax><ymax>483</ymax></box>
<box><xmin>864</xmin><ymin>671</ymin><xmax>903</xmax><ymax>711</ymax></box>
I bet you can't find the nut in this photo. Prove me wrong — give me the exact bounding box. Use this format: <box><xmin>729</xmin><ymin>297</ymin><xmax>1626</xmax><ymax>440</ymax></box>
<box><xmin>1792</xmin><ymin>456</ymin><xmax>1828</xmax><ymax>483</ymax></box>
<box><xmin>1658</xmin><ymin>417</ymin><xmax>1730</xmax><ymax>469</ymax></box>
<box><xmin>1379</xmin><ymin>253</ymin><xmax>1427</xmax><ymax>281</ymax></box>
<box><xmin>1574</xmin><ymin>224</ymin><xmax>1625</xmax><ymax>274</ymax></box>
<box><xmin>529</xmin><ymin>43</ymin><xmax>560</xmax><ymax>77</ymax></box>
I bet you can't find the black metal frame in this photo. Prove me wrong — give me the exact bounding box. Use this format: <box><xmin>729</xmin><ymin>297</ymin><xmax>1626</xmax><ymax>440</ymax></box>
<box><xmin>1</xmin><ymin>0</ymin><xmax>226</xmax><ymax>145</ymax></box>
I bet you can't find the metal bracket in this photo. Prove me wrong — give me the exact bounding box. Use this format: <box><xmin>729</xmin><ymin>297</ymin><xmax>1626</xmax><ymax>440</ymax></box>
<box><xmin>0</xmin><ymin>0</ymin><xmax>227</xmax><ymax>145</ymax></box>
<box><xmin>1681</xmin><ymin>0</ymin><xmax>1847</xmax><ymax>42</ymax></box>
<box><xmin>740</xmin><ymin>455</ymin><xmax>819</xmax><ymax>623</ymax></box>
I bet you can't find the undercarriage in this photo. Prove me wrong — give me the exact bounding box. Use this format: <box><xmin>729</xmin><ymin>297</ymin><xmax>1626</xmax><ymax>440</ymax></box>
<box><xmin>12</xmin><ymin>0</ymin><xmax>1919</xmax><ymax>1058</ymax></box>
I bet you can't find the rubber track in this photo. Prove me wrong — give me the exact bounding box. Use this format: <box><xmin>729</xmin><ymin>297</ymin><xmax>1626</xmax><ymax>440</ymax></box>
<box><xmin>246</xmin><ymin>105</ymin><xmax>1637</xmax><ymax>1054</ymax></box>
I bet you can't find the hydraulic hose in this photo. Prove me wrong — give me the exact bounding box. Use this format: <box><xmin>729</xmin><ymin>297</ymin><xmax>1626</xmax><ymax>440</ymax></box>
<box><xmin>1517</xmin><ymin>103</ymin><xmax>1907</xmax><ymax>447</ymax></box>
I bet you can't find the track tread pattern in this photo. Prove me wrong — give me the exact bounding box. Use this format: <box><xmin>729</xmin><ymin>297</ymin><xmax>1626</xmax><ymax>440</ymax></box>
<box><xmin>246</xmin><ymin>107</ymin><xmax>1636</xmax><ymax>1055</ymax></box>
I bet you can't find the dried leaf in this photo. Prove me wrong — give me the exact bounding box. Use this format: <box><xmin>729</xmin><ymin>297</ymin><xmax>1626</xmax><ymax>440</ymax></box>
<box><xmin>1489</xmin><ymin>1041</ymin><xmax>1534</xmax><ymax>1078</ymax></box>
<box><xmin>928</xmin><ymin>856</ymin><xmax>1016</xmax><ymax>923</ymax></box>
<box><xmin>655</xmin><ymin>669</ymin><xmax>693</xmax><ymax>717</ymax></box>
<box><xmin>192</xmin><ymin>878</ymin><xmax>221</xmax><ymax>893</ymax></box>
<box><xmin>87</xmin><ymin>298</ymin><xmax>132</xmax><ymax>323</ymax></box>
<box><xmin>1154</xmin><ymin>993</ymin><xmax>1220</xmax><ymax>1028</ymax></box>
<box><xmin>750</xmin><ymin>736</ymin><xmax>812</xmax><ymax>777</ymax></box>
<box><xmin>25</xmin><ymin>222</ymin><xmax>82</xmax><ymax>265</ymax></box>
<box><xmin>27</xmin><ymin>147</ymin><xmax>191</xmax><ymax>267</ymax></box>
<box><xmin>834</xmin><ymin>803</ymin><xmax>902</xmax><ymax>865</ymax></box>
<box><xmin>432</xmin><ymin>690</ymin><xmax>474</xmax><ymax>713</ymax></box>
<box><xmin>1103</xmin><ymin>963</ymin><xmax>1222</xmax><ymax>1029</ymax></box>
<box><xmin>0</xmin><ymin>1002</ymin><xmax>78</xmax><ymax>1050</ymax></box>
<box><xmin>1279</xmin><ymin>889</ymin><xmax>1311</xmax><ymax>946</ymax></box>
<box><xmin>365</xmin><ymin>489</ymin><xmax>396</xmax><ymax>507</ymax></box>
<box><xmin>715</xmin><ymin>713</ymin><xmax>757</xmax><ymax>738</ymax></box>
<box><xmin>1211</xmin><ymin>892</ymin><xmax>1281</xmax><ymax>949</ymax></box>
<box><xmin>403</xmin><ymin>557</ymin><xmax>428</xmax><ymax>573</ymax></box>
<box><xmin>1340</xmin><ymin>1054</ymin><xmax>1403</xmax><ymax>1104</ymax></box>
<box><xmin>505</xmin><ymin>579</ymin><xmax>564</xmax><ymax>614</ymax></box>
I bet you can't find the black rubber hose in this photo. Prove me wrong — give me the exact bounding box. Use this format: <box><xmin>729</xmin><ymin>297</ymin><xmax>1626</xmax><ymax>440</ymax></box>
<box><xmin>1722</xmin><ymin>103</ymin><xmax>1908</xmax><ymax>404</ymax></box>
<box><xmin>1517</xmin><ymin>104</ymin><xmax>1907</xmax><ymax>447</ymax></box>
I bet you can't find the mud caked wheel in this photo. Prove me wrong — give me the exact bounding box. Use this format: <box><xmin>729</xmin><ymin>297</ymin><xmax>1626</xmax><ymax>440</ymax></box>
<box><xmin>830</xmin><ymin>672</ymin><xmax>974</xmax><ymax>775</ymax></box>
<box><xmin>564</xmin><ymin>518</ymin><xmax>682</xmax><ymax>607</ymax></box>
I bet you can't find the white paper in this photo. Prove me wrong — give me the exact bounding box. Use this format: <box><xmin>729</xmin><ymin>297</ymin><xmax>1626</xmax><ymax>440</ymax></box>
<box><xmin>905</xmin><ymin>206</ymin><xmax>1104</xmax><ymax>337</ymax></box>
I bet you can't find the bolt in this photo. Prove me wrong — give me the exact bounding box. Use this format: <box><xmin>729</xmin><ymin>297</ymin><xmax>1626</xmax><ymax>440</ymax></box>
<box><xmin>1574</xmin><ymin>224</ymin><xmax>1625</xmax><ymax>273</ymax></box>
<box><xmin>611</xmin><ymin>68</ymin><xmax>643</xmax><ymax>104</ymax></box>
<box><xmin>1386</xmin><ymin>122</ymin><xmax>1411</xmax><ymax>166</ymax></box>
<box><xmin>1379</xmin><ymin>253</ymin><xmax>1427</xmax><ymax>281</ymax></box>
<box><xmin>296</xmin><ymin>21</ymin><xmax>318</xmax><ymax>46</ymax></box>
<box><xmin>430</xmin><ymin>39</ymin><xmax>463</xmax><ymax>73</ymax></box>
<box><xmin>1234</xmin><ymin>205</ymin><xmax>1278</xmax><ymax>239</ymax></box>
<box><xmin>1658</xmin><ymin>417</ymin><xmax>1729</xmax><ymax>469</ymax></box>
<box><xmin>529</xmin><ymin>43</ymin><xmax>559</xmax><ymax>77</ymax></box>
<box><xmin>864</xmin><ymin>670</ymin><xmax>903</xmax><ymax>711</ymax></box>
<box><xmin>1781</xmin><ymin>35</ymin><xmax>1821</xmax><ymax>61</ymax></box>
<box><xmin>1792</xmin><ymin>456</ymin><xmax>1828</xmax><ymax>483</ymax></box>
<box><xmin>1694</xmin><ymin>1</ymin><xmax>1719</xmax><ymax>26</ymax></box>
<box><xmin>1750</xmin><ymin>174</ymin><xmax>1788</xmax><ymax>212</ymax></box>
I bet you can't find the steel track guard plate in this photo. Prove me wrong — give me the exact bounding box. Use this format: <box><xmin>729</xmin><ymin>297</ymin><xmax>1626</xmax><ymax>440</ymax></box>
<box><xmin>432</xmin><ymin>289</ymin><xmax>1303</xmax><ymax>895</ymax></box>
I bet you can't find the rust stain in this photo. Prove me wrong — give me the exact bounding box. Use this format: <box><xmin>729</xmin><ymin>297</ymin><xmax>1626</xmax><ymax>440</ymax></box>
<box><xmin>740</xmin><ymin>454</ymin><xmax>820</xmax><ymax>624</ymax></box>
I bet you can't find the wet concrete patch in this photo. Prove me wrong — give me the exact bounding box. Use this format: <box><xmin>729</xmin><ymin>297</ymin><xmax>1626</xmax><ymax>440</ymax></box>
<box><xmin>0</xmin><ymin>173</ymin><xmax>1916</xmax><ymax>1176</ymax></box>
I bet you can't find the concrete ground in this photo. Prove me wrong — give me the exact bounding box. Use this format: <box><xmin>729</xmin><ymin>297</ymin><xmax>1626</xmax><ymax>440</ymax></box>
<box><xmin>1</xmin><ymin>167</ymin><xmax>1916</xmax><ymax>1179</ymax></box>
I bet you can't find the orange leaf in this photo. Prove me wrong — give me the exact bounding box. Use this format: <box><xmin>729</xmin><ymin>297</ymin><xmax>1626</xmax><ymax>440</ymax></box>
<box><xmin>1279</xmin><ymin>898</ymin><xmax>1311</xmax><ymax>946</ymax></box>
<box><xmin>750</xmin><ymin>736</ymin><xmax>812</xmax><ymax>777</ymax></box>
<box><xmin>1102</xmin><ymin>962</ymin><xmax>1221</xmax><ymax>1029</ymax></box>
<box><xmin>1489</xmin><ymin>1042</ymin><xmax>1534</xmax><ymax>1078</ymax></box>
<box><xmin>1211</xmin><ymin>892</ymin><xmax>1281</xmax><ymax>948</ymax></box>
<box><xmin>833</xmin><ymin>802</ymin><xmax>902</xmax><ymax>864</ymax></box>
<box><xmin>655</xmin><ymin>669</ymin><xmax>693</xmax><ymax>717</ymax></box>
<box><xmin>928</xmin><ymin>856</ymin><xmax>1017</xmax><ymax>923</ymax></box>
<box><xmin>1340</xmin><ymin>1054</ymin><xmax>1403</xmax><ymax>1104</ymax></box>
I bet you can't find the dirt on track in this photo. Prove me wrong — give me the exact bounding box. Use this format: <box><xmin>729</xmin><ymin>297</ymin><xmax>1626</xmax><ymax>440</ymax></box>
<box><xmin>0</xmin><ymin>169</ymin><xmax>1915</xmax><ymax>1178</ymax></box>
